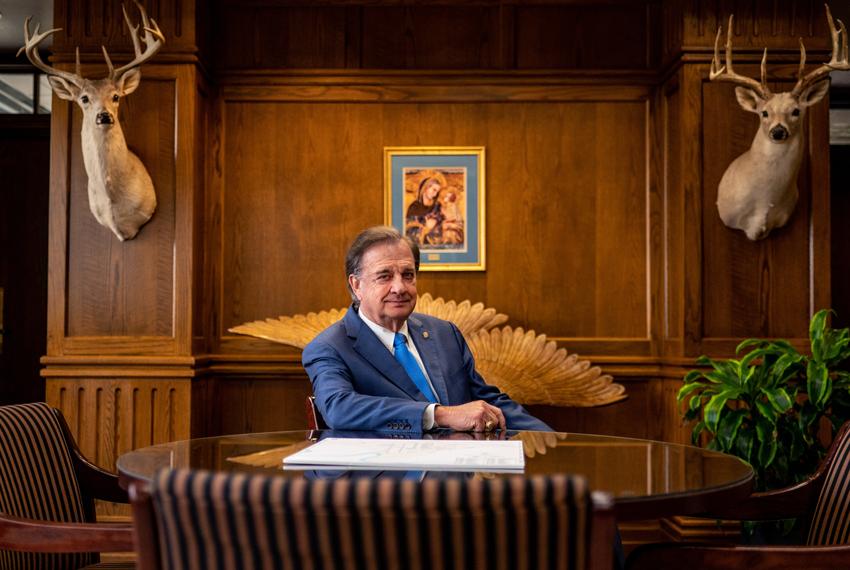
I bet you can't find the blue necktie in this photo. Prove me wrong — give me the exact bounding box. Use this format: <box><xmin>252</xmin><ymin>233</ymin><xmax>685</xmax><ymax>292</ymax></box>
<box><xmin>393</xmin><ymin>332</ymin><xmax>437</xmax><ymax>403</ymax></box>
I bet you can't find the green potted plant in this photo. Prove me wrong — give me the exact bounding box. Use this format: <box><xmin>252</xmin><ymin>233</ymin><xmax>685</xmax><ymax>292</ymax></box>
<box><xmin>679</xmin><ymin>310</ymin><xmax>850</xmax><ymax>493</ymax></box>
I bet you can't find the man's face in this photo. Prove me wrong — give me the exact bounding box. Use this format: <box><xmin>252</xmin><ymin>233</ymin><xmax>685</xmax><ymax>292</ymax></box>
<box><xmin>349</xmin><ymin>241</ymin><xmax>417</xmax><ymax>332</ymax></box>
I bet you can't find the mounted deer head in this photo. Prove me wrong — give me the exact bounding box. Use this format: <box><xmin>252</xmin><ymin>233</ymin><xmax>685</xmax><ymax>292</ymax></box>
<box><xmin>710</xmin><ymin>4</ymin><xmax>847</xmax><ymax>241</ymax></box>
<box><xmin>18</xmin><ymin>1</ymin><xmax>164</xmax><ymax>241</ymax></box>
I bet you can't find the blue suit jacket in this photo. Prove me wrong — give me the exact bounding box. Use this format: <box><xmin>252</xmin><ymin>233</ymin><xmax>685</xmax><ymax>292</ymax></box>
<box><xmin>302</xmin><ymin>306</ymin><xmax>551</xmax><ymax>433</ymax></box>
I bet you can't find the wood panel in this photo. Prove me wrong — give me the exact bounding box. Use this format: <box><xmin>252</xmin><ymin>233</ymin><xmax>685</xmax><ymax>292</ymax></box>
<box><xmin>219</xmin><ymin>94</ymin><xmax>651</xmax><ymax>354</ymax></box>
<box><xmin>681</xmin><ymin>0</ymin><xmax>850</xmax><ymax>53</ymax></box>
<box><xmin>515</xmin><ymin>4</ymin><xmax>653</xmax><ymax>69</ymax></box>
<box><xmin>45</xmin><ymin>376</ymin><xmax>192</xmax><ymax>516</ymax></box>
<box><xmin>46</xmin><ymin>64</ymin><xmax>203</xmax><ymax>357</ymax></box>
<box><xmin>700</xmin><ymin>73</ymin><xmax>826</xmax><ymax>341</ymax></box>
<box><xmin>52</xmin><ymin>0</ymin><xmax>198</xmax><ymax>55</ymax></box>
<box><xmin>214</xmin><ymin>2</ymin><xmax>656</xmax><ymax>70</ymax></box>
<box><xmin>65</xmin><ymin>77</ymin><xmax>176</xmax><ymax>338</ymax></box>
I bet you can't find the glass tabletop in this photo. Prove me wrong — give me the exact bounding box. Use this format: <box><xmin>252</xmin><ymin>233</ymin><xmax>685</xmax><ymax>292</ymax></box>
<box><xmin>117</xmin><ymin>429</ymin><xmax>753</xmax><ymax>520</ymax></box>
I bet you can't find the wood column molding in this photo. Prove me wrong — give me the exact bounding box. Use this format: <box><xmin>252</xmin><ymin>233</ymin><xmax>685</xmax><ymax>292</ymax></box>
<box><xmin>658</xmin><ymin>1</ymin><xmax>836</xmax><ymax>361</ymax></box>
<box><xmin>42</xmin><ymin>1</ymin><xmax>209</xmax><ymax>494</ymax></box>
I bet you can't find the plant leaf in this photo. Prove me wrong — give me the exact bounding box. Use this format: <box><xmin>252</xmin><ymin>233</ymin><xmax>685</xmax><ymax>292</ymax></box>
<box><xmin>677</xmin><ymin>381</ymin><xmax>704</xmax><ymax>402</ymax></box>
<box><xmin>717</xmin><ymin>409</ymin><xmax>746</xmax><ymax>451</ymax></box>
<box><xmin>756</xmin><ymin>419</ymin><xmax>778</xmax><ymax>468</ymax></box>
<box><xmin>737</xmin><ymin>338</ymin><xmax>766</xmax><ymax>354</ymax></box>
<box><xmin>691</xmin><ymin>421</ymin><xmax>706</xmax><ymax>445</ymax></box>
<box><xmin>704</xmin><ymin>390</ymin><xmax>739</xmax><ymax>433</ymax></box>
<box><xmin>807</xmin><ymin>360</ymin><xmax>831</xmax><ymax>408</ymax></box>
<box><xmin>736</xmin><ymin>427</ymin><xmax>754</xmax><ymax>463</ymax></box>
<box><xmin>810</xmin><ymin>309</ymin><xmax>832</xmax><ymax>361</ymax></box>
<box><xmin>755</xmin><ymin>398</ymin><xmax>776</xmax><ymax>422</ymax></box>
<box><xmin>762</xmin><ymin>387</ymin><xmax>793</xmax><ymax>413</ymax></box>
<box><xmin>683</xmin><ymin>370</ymin><xmax>704</xmax><ymax>385</ymax></box>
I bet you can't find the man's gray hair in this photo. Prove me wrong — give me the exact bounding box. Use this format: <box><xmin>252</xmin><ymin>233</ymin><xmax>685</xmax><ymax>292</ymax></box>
<box><xmin>345</xmin><ymin>226</ymin><xmax>420</xmax><ymax>303</ymax></box>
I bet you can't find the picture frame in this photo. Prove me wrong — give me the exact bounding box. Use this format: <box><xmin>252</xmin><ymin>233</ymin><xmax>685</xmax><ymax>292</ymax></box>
<box><xmin>384</xmin><ymin>146</ymin><xmax>485</xmax><ymax>271</ymax></box>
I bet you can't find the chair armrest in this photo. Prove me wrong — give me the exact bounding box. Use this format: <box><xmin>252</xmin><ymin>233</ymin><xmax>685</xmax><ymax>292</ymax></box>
<box><xmin>73</xmin><ymin>453</ymin><xmax>130</xmax><ymax>504</ymax></box>
<box><xmin>699</xmin><ymin>478</ymin><xmax>820</xmax><ymax>520</ymax></box>
<box><xmin>627</xmin><ymin>542</ymin><xmax>850</xmax><ymax>570</ymax></box>
<box><xmin>52</xmin><ymin>408</ymin><xmax>128</xmax><ymax>503</ymax></box>
<box><xmin>0</xmin><ymin>513</ymin><xmax>134</xmax><ymax>553</ymax></box>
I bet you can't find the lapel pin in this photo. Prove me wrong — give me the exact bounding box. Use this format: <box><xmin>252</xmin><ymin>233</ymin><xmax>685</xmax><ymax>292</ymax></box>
<box><xmin>423</xmin><ymin>331</ymin><xmax>430</xmax><ymax>339</ymax></box>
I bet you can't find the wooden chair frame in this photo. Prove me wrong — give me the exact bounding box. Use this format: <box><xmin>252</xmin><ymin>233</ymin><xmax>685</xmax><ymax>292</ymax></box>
<box><xmin>627</xmin><ymin>422</ymin><xmax>850</xmax><ymax>569</ymax></box>
<box><xmin>0</xmin><ymin>408</ymin><xmax>134</xmax><ymax>554</ymax></box>
<box><xmin>305</xmin><ymin>395</ymin><xmax>328</xmax><ymax>430</ymax></box>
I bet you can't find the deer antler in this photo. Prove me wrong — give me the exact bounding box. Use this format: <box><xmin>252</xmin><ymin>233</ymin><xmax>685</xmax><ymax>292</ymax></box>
<box><xmin>791</xmin><ymin>4</ymin><xmax>849</xmax><ymax>97</ymax></box>
<box><xmin>709</xmin><ymin>15</ymin><xmax>771</xmax><ymax>99</ymax></box>
<box><xmin>17</xmin><ymin>17</ymin><xmax>82</xmax><ymax>85</ymax></box>
<box><xmin>103</xmin><ymin>1</ymin><xmax>165</xmax><ymax>81</ymax></box>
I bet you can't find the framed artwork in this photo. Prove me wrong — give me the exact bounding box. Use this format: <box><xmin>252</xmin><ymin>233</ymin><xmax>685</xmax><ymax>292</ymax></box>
<box><xmin>384</xmin><ymin>146</ymin><xmax>485</xmax><ymax>271</ymax></box>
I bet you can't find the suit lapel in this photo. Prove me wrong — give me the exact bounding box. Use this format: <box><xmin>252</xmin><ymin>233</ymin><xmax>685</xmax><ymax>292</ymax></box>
<box><xmin>344</xmin><ymin>308</ymin><xmax>424</xmax><ymax>401</ymax></box>
<box><xmin>408</xmin><ymin>316</ymin><xmax>449</xmax><ymax>404</ymax></box>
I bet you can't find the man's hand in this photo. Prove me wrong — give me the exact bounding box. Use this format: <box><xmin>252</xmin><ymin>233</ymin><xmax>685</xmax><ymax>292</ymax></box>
<box><xmin>434</xmin><ymin>400</ymin><xmax>506</xmax><ymax>432</ymax></box>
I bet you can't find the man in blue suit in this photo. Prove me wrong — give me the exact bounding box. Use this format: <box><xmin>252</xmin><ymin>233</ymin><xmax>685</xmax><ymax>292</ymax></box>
<box><xmin>302</xmin><ymin>226</ymin><xmax>550</xmax><ymax>433</ymax></box>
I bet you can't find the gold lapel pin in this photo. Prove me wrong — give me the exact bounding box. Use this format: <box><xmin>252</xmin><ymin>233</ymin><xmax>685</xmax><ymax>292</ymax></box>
<box><xmin>422</xmin><ymin>331</ymin><xmax>430</xmax><ymax>339</ymax></box>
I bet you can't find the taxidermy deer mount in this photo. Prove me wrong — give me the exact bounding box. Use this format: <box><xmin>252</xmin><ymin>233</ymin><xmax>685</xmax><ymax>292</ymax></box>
<box><xmin>710</xmin><ymin>4</ymin><xmax>848</xmax><ymax>241</ymax></box>
<box><xmin>18</xmin><ymin>1</ymin><xmax>164</xmax><ymax>241</ymax></box>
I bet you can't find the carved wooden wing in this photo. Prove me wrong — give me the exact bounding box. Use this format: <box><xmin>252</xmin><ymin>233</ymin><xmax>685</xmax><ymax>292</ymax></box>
<box><xmin>466</xmin><ymin>326</ymin><xmax>626</xmax><ymax>407</ymax></box>
<box><xmin>229</xmin><ymin>294</ymin><xmax>626</xmax><ymax>407</ymax></box>
<box><xmin>227</xmin><ymin>293</ymin><xmax>508</xmax><ymax>349</ymax></box>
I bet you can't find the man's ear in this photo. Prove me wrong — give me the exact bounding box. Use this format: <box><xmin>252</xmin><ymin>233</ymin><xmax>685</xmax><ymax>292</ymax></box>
<box><xmin>47</xmin><ymin>76</ymin><xmax>80</xmax><ymax>101</ymax></box>
<box><xmin>348</xmin><ymin>274</ymin><xmax>361</xmax><ymax>300</ymax></box>
<box><xmin>734</xmin><ymin>87</ymin><xmax>763</xmax><ymax>113</ymax></box>
<box><xmin>800</xmin><ymin>80</ymin><xmax>829</xmax><ymax>108</ymax></box>
<box><xmin>117</xmin><ymin>68</ymin><xmax>141</xmax><ymax>96</ymax></box>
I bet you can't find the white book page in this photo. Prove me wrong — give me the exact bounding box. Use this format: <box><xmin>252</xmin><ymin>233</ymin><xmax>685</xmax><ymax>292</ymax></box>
<box><xmin>283</xmin><ymin>438</ymin><xmax>525</xmax><ymax>471</ymax></box>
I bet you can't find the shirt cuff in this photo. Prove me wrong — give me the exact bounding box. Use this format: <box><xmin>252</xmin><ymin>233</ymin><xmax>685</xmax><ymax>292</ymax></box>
<box><xmin>422</xmin><ymin>403</ymin><xmax>438</xmax><ymax>430</ymax></box>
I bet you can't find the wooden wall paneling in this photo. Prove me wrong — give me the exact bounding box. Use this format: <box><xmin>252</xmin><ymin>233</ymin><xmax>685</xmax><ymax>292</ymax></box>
<box><xmin>700</xmin><ymin>68</ymin><xmax>825</xmax><ymax>344</ymax></box>
<box><xmin>215</xmin><ymin>83</ymin><xmax>654</xmax><ymax>359</ymax></box>
<box><xmin>514</xmin><ymin>4</ymin><xmax>652</xmax><ymax>69</ymax></box>
<box><xmin>52</xmin><ymin>0</ymin><xmax>198</xmax><ymax>56</ymax></box>
<box><xmin>661</xmin><ymin>73</ymin><xmax>684</xmax><ymax>354</ymax></box>
<box><xmin>192</xmin><ymin>75</ymin><xmax>213</xmax><ymax>354</ymax></box>
<box><xmin>46</xmin><ymin>64</ymin><xmax>201</xmax><ymax>357</ymax></box>
<box><xmin>213</xmin><ymin>2</ymin><xmax>658</xmax><ymax>71</ymax></box>
<box><xmin>680</xmin><ymin>63</ymin><xmax>706</xmax><ymax>357</ymax></box>
<box><xmin>46</xmin><ymin>90</ymin><xmax>71</xmax><ymax>357</ymax></box>
<box><xmin>681</xmin><ymin>0</ymin><xmax>837</xmax><ymax>53</ymax></box>
<box><xmin>207</xmin><ymin>374</ymin><xmax>313</xmax><ymax>435</ymax></box>
<box><xmin>44</xmin><ymin>374</ymin><xmax>192</xmax><ymax>516</ymax></box>
<box><xmin>360</xmin><ymin>5</ymin><xmax>500</xmax><ymax>69</ymax></box>
<box><xmin>65</xmin><ymin>75</ymin><xmax>175</xmax><ymax>339</ymax></box>
<box><xmin>809</xmin><ymin>93</ymin><xmax>831</xmax><ymax>315</ymax></box>
<box><xmin>203</xmin><ymin>95</ymin><xmax>226</xmax><ymax>354</ymax></box>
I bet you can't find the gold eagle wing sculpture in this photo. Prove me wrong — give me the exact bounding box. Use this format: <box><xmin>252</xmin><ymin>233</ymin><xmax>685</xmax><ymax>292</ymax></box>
<box><xmin>229</xmin><ymin>294</ymin><xmax>625</xmax><ymax>407</ymax></box>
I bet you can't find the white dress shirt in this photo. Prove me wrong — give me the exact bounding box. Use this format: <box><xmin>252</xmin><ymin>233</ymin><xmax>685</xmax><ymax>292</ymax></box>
<box><xmin>358</xmin><ymin>308</ymin><xmax>440</xmax><ymax>429</ymax></box>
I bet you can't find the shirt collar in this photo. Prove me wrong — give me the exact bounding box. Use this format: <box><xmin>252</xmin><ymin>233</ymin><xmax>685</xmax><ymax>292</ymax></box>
<box><xmin>357</xmin><ymin>308</ymin><xmax>410</xmax><ymax>353</ymax></box>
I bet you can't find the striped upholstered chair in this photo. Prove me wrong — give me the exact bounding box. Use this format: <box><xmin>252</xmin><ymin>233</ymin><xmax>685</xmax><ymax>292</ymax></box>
<box><xmin>627</xmin><ymin>421</ymin><xmax>850</xmax><ymax>569</ymax></box>
<box><xmin>0</xmin><ymin>402</ymin><xmax>134</xmax><ymax>569</ymax></box>
<box><xmin>131</xmin><ymin>468</ymin><xmax>615</xmax><ymax>570</ymax></box>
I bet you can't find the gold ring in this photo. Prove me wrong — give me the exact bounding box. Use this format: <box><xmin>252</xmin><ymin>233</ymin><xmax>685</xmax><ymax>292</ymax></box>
<box><xmin>485</xmin><ymin>420</ymin><xmax>495</xmax><ymax>431</ymax></box>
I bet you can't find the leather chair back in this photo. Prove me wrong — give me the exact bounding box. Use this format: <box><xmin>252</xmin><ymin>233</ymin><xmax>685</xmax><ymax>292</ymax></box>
<box><xmin>135</xmin><ymin>467</ymin><xmax>613</xmax><ymax>570</ymax></box>
<box><xmin>0</xmin><ymin>402</ymin><xmax>95</xmax><ymax>569</ymax></box>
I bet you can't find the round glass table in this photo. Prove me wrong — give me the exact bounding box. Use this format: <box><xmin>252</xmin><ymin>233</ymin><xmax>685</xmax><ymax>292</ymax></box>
<box><xmin>117</xmin><ymin>429</ymin><xmax>753</xmax><ymax>521</ymax></box>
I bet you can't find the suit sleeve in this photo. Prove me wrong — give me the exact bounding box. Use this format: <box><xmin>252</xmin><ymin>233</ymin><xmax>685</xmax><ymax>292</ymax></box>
<box><xmin>450</xmin><ymin>324</ymin><xmax>553</xmax><ymax>432</ymax></box>
<box><xmin>303</xmin><ymin>339</ymin><xmax>430</xmax><ymax>432</ymax></box>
